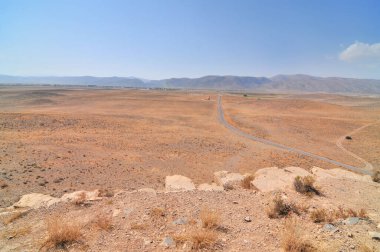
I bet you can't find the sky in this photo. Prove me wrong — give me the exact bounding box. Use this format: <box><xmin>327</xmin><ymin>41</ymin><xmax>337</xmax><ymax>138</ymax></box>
<box><xmin>0</xmin><ymin>0</ymin><xmax>380</xmax><ymax>79</ymax></box>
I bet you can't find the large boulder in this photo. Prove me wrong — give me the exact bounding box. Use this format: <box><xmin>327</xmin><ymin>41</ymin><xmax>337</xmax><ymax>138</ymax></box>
<box><xmin>214</xmin><ymin>171</ymin><xmax>244</xmax><ymax>189</ymax></box>
<box><xmin>165</xmin><ymin>175</ymin><xmax>195</xmax><ymax>192</ymax></box>
<box><xmin>12</xmin><ymin>193</ymin><xmax>61</xmax><ymax>209</ymax></box>
<box><xmin>252</xmin><ymin>167</ymin><xmax>312</xmax><ymax>192</ymax></box>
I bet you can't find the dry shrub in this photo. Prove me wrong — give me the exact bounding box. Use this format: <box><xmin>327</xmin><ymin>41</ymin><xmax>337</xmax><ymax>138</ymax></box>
<box><xmin>310</xmin><ymin>209</ymin><xmax>331</xmax><ymax>223</ymax></box>
<box><xmin>294</xmin><ymin>176</ymin><xmax>320</xmax><ymax>196</ymax></box>
<box><xmin>223</xmin><ymin>183</ymin><xmax>234</xmax><ymax>191</ymax></box>
<box><xmin>43</xmin><ymin>216</ymin><xmax>82</xmax><ymax>249</ymax></box>
<box><xmin>130</xmin><ymin>223</ymin><xmax>147</xmax><ymax>230</ymax></box>
<box><xmin>73</xmin><ymin>192</ymin><xmax>86</xmax><ymax>206</ymax></box>
<box><xmin>267</xmin><ymin>195</ymin><xmax>300</xmax><ymax>219</ymax></box>
<box><xmin>175</xmin><ymin>229</ymin><xmax>218</xmax><ymax>250</ymax></box>
<box><xmin>333</xmin><ymin>206</ymin><xmax>368</xmax><ymax>219</ymax></box>
<box><xmin>95</xmin><ymin>215</ymin><xmax>112</xmax><ymax>231</ymax></box>
<box><xmin>150</xmin><ymin>207</ymin><xmax>165</xmax><ymax>218</ymax></box>
<box><xmin>282</xmin><ymin>218</ymin><xmax>316</xmax><ymax>252</ymax></box>
<box><xmin>241</xmin><ymin>175</ymin><xmax>255</xmax><ymax>189</ymax></box>
<box><xmin>200</xmin><ymin>208</ymin><xmax>220</xmax><ymax>229</ymax></box>
<box><xmin>372</xmin><ymin>169</ymin><xmax>380</xmax><ymax>183</ymax></box>
<box><xmin>99</xmin><ymin>188</ymin><xmax>114</xmax><ymax>197</ymax></box>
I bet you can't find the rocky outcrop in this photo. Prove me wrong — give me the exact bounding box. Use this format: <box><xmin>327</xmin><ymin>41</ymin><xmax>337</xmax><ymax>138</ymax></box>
<box><xmin>12</xmin><ymin>193</ymin><xmax>61</xmax><ymax>209</ymax></box>
<box><xmin>214</xmin><ymin>171</ymin><xmax>245</xmax><ymax>188</ymax></box>
<box><xmin>165</xmin><ymin>175</ymin><xmax>196</xmax><ymax>192</ymax></box>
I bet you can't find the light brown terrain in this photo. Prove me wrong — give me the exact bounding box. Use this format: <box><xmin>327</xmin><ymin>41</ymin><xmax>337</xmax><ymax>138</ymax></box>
<box><xmin>0</xmin><ymin>86</ymin><xmax>380</xmax><ymax>251</ymax></box>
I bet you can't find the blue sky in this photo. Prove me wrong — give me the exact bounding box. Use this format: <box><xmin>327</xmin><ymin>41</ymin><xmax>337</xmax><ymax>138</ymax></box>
<box><xmin>1</xmin><ymin>0</ymin><xmax>380</xmax><ymax>79</ymax></box>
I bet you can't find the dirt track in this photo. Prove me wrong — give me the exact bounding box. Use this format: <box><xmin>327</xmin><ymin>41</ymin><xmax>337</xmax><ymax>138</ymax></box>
<box><xmin>218</xmin><ymin>95</ymin><xmax>372</xmax><ymax>175</ymax></box>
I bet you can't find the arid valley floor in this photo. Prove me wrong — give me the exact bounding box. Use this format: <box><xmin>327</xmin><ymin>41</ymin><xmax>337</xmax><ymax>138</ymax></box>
<box><xmin>1</xmin><ymin>86</ymin><xmax>380</xmax><ymax>251</ymax></box>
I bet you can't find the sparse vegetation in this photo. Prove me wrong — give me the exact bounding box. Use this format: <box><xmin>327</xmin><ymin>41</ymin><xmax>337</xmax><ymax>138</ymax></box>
<box><xmin>282</xmin><ymin>218</ymin><xmax>316</xmax><ymax>252</ymax></box>
<box><xmin>294</xmin><ymin>176</ymin><xmax>321</xmax><ymax>196</ymax></box>
<box><xmin>372</xmin><ymin>169</ymin><xmax>380</xmax><ymax>183</ymax></box>
<box><xmin>99</xmin><ymin>188</ymin><xmax>114</xmax><ymax>197</ymax></box>
<box><xmin>43</xmin><ymin>216</ymin><xmax>82</xmax><ymax>250</ymax></box>
<box><xmin>267</xmin><ymin>194</ymin><xmax>300</xmax><ymax>218</ymax></box>
<box><xmin>223</xmin><ymin>183</ymin><xmax>234</xmax><ymax>191</ymax></box>
<box><xmin>241</xmin><ymin>174</ymin><xmax>255</xmax><ymax>189</ymax></box>
<box><xmin>310</xmin><ymin>207</ymin><xmax>368</xmax><ymax>223</ymax></box>
<box><xmin>175</xmin><ymin>229</ymin><xmax>218</xmax><ymax>250</ymax></box>
<box><xmin>200</xmin><ymin>208</ymin><xmax>220</xmax><ymax>229</ymax></box>
<box><xmin>73</xmin><ymin>192</ymin><xmax>86</xmax><ymax>206</ymax></box>
<box><xmin>310</xmin><ymin>209</ymin><xmax>331</xmax><ymax>223</ymax></box>
<box><xmin>94</xmin><ymin>215</ymin><xmax>113</xmax><ymax>231</ymax></box>
<box><xmin>150</xmin><ymin>207</ymin><xmax>166</xmax><ymax>218</ymax></box>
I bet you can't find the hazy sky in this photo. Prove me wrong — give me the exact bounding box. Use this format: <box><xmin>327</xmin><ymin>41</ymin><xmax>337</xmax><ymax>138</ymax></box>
<box><xmin>1</xmin><ymin>0</ymin><xmax>380</xmax><ymax>79</ymax></box>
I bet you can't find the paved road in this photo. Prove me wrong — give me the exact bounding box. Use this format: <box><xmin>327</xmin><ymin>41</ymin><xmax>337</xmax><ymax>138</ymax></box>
<box><xmin>217</xmin><ymin>95</ymin><xmax>372</xmax><ymax>175</ymax></box>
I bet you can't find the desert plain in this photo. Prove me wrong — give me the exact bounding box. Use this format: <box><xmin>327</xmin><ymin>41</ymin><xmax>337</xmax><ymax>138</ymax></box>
<box><xmin>0</xmin><ymin>86</ymin><xmax>380</xmax><ymax>251</ymax></box>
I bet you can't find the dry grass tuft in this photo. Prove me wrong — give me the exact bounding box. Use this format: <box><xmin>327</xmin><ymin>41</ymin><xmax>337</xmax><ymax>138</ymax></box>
<box><xmin>174</xmin><ymin>229</ymin><xmax>218</xmax><ymax>250</ymax></box>
<box><xmin>294</xmin><ymin>176</ymin><xmax>321</xmax><ymax>196</ymax></box>
<box><xmin>241</xmin><ymin>175</ymin><xmax>255</xmax><ymax>189</ymax></box>
<box><xmin>282</xmin><ymin>218</ymin><xmax>316</xmax><ymax>252</ymax></box>
<box><xmin>130</xmin><ymin>223</ymin><xmax>148</xmax><ymax>230</ymax></box>
<box><xmin>150</xmin><ymin>207</ymin><xmax>166</xmax><ymax>218</ymax></box>
<box><xmin>372</xmin><ymin>169</ymin><xmax>380</xmax><ymax>183</ymax></box>
<box><xmin>267</xmin><ymin>195</ymin><xmax>300</xmax><ymax>219</ymax></box>
<box><xmin>73</xmin><ymin>192</ymin><xmax>86</xmax><ymax>206</ymax></box>
<box><xmin>223</xmin><ymin>183</ymin><xmax>234</xmax><ymax>191</ymax></box>
<box><xmin>43</xmin><ymin>216</ymin><xmax>82</xmax><ymax>249</ymax></box>
<box><xmin>95</xmin><ymin>215</ymin><xmax>113</xmax><ymax>231</ymax></box>
<box><xmin>99</xmin><ymin>188</ymin><xmax>114</xmax><ymax>197</ymax></box>
<box><xmin>1</xmin><ymin>211</ymin><xmax>27</xmax><ymax>225</ymax></box>
<box><xmin>200</xmin><ymin>208</ymin><xmax>220</xmax><ymax>229</ymax></box>
<box><xmin>310</xmin><ymin>209</ymin><xmax>331</xmax><ymax>223</ymax></box>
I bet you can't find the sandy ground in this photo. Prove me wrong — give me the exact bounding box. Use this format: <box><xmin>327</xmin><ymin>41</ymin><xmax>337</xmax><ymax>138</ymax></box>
<box><xmin>0</xmin><ymin>87</ymin><xmax>379</xmax><ymax>208</ymax></box>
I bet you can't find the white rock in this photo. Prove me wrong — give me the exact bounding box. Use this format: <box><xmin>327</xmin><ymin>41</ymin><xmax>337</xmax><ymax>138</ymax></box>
<box><xmin>214</xmin><ymin>170</ymin><xmax>244</xmax><ymax>188</ymax></box>
<box><xmin>252</xmin><ymin>167</ymin><xmax>312</xmax><ymax>192</ymax></box>
<box><xmin>197</xmin><ymin>183</ymin><xmax>224</xmax><ymax>191</ymax></box>
<box><xmin>12</xmin><ymin>193</ymin><xmax>61</xmax><ymax>209</ymax></box>
<box><xmin>311</xmin><ymin>167</ymin><xmax>373</xmax><ymax>182</ymax></box>
<box><xmin>165</xmin><ymin>175</ymin><xmax>195</xmax><ymax>192</ymax></box>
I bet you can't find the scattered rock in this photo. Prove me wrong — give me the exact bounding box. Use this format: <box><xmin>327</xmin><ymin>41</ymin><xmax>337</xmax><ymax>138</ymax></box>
<box><xmin>347</xmin><ymin>232</ymin><xmax>353</xmax><ymax>238</ymax></box>
<box><xmin>165</xmin><ymin>175</ymin><xmax>195</xmax><ymax>192</ymax></box>
<box><xmin>61</xmin><ymin>190</ymin><xmax>101</xmax><ymax>202</ymax></box>
<box><xmin>343</xmin><ymin>217</ymin><xmax>360</xmax><ymax>225</ymax></box>
<box><xmin>244</xmin><ymin>216</ymin><xmax>252</xmax><ymax>222</ymax></box>
<box><xmin>160</xmin><ymin>236</ymin><xmax>176</xmax><ymax>248</ymax></box>
<box><xmin>173</xmin><ymin>217</ymin><xmax>188</xmax><ymax>225</ymax></box>
<box><xmin>323</xmin><ymin>224</ymin><xmax>338</xmax><ymax>233</ymax></box>
<box><xmin>369</xmin><ymin>231</ymin><xmax>380</xmax><ymax>240</ymax></box>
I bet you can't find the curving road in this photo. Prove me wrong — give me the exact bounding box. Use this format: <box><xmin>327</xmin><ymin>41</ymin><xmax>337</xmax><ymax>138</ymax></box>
<box><xmin>217</xmin><ymin>95</ymin><xmax>372</xmax><ymax>175</ymax></box>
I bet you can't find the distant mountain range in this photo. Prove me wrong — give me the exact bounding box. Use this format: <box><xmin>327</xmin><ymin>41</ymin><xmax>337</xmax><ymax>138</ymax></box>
<box><xmin>1</xmin><ymin>74</ymin><xmax>380</xmax><ymax>94</ymax></box>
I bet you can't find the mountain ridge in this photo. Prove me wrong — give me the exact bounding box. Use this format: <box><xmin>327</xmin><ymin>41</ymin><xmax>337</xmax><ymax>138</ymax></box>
<box><xmin>1</xmin><ymin>74</ymin><xmax>380</xmax><ymax>94</ymax></box>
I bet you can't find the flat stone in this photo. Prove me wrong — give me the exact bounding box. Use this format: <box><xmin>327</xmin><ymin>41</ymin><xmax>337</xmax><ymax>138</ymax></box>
<box><xmin>160</xmin><ymin>236</ymin><xmax>176</xmax><ymax>248</ymax></box>
<box><xmin>343</xmin><ymin>217</ymin><xmax>360</xmax><ymax>225</ymax></box>
<box><xmin>323</xmin><ymin>223</ymin><xmax>338</xmax><ymax>232</ymax></box>
<box><xmin>61</xmin><ymin>190</ymin><xmax>101</xmax><ymax>202</ymax></box>
<box><xmin>165</xmin><ymin>175</ymin><xmax>195</xmax><ymax>192</ymax></box>
<box><xmin>197</xmin><ymin>183</ymin><xmax>224</xmax><ymax>191</ymax></box>
<box><xmin>173</xmin><ymin>217</ymin><xmax>188</xmax><ymax>225</ymax></box>
<box><xmin>369</xmin><ymin>231</ymin><xmax>380</xmax><ymax>240</ymax></box>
